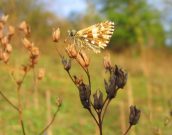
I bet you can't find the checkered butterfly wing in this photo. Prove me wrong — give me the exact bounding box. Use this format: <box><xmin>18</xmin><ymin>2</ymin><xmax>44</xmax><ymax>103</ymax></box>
<box><xmin>75</xmin><ymin>21</ymin><xmax>115</xmax><ymax>53</ymax></box>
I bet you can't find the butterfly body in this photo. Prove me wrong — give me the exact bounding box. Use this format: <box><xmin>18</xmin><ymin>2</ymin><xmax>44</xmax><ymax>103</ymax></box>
<box><xmin>68</xmin><ymin>21</ymin><xmax>115</xmax><ymax>53</ymax></box>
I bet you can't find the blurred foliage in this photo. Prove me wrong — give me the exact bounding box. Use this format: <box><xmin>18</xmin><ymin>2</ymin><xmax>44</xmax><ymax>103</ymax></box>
<box><xmin>92</xmin><ymin>0</ymin><xmax>166</xmax><ymax>50</ymax></box>
<box><xmin>0</xmin><ymin>0</ymin><xmax>171</xmax><ymax>52</ymax></box>
<box><xmin>0</xmin><ymin>0</ymin><xmax>56</xmax><ymax>39</ymax></box>
<box><xmin>161</xmin><ymin>0</ymin><xmax>172</xmax><ymax>45</ymax></box>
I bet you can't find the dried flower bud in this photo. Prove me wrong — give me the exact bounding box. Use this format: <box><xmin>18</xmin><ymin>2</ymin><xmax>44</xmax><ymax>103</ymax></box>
<box><xmin>61</xmin><ymin>57</ymin><xmax>71</xmax><ymax>71</ymax></box>
<box><xmin>104</xmin><ymin>76</ymin><xmax>117</xmax><ymax>99</ymax></box>
<box><xmin>104</xmin><ymin>65</ymin><xmax>127</xmax><ymax>99</ymax></box>
<box><xmin>73</xmin><ymin>75</ymin><xmax>83</xmax><ymax>85</ymax></box>
<box><xmin>22</xmin><ymin>38</ymin><xmax>33</xmax><ymax>49</ymax></box>
<box><xmin>0</xmin><ymin>30</ymin><xmax>3</xmax><ymax>39</ymax></box>
<box><xmin>2</xmin><ymin>52</ymin><xmax>9</xmax><ymax>63</ymax></box>
<box><xmin>65</xmin><ymin>44</ymin><xmax>77</xmax><ymax>58</ymax></box>
<box><xmin>21</xmin><ymin>65</ymin><xmax>30</xmax><ymax>73</ymax></box>
<box><xmin>129</xmin><ymin>106</ymin><xmax>141</xmax><ymax>126</ymax></box>
<box><xmin>19</xmin><ymin>21</ymin><xmax>30</xmax><ymax>36</ymax></box>
<box><xmin>31</xmin><ymin>46</ymin><xmax>39</xmax><ymax>57</ymax></box>
<box><xmin>114</xmin><ymin>65</ymin><xmax>127</xmax><ymax>89</ymax></box>
<box><xmin>0</xmin><ymin>15</ymin><xmax>9</xmax><ymax>23</ymax></box>
<box><xmin>19</xmin><ymin>21</ymin><xmax>27</xmax><ymax>30</ymax></box>
<box><xmin>56</xmin><ymin>97</ymin><xmax>62</xmax><ymax>107</ymax></box>
<box><xmin>76</xmin><ymin>51</ymin><xmax>90</xmax><ymax>68</ymax></box>
<box><xmin>1</xmin><ymin>36</ymin><xmax>9</xmax><ymax>46</ymax></box>
<box><xmin>52</xmin><ymin>28</ymin><xmax>60</xmax><ymax>42</ymax></box>
<box><xmin>103</xmin><ymin>53</ymin><xmax>112</xmax><ymax>71</ymax></box>
<box><xmin>8</xmin><ymin>25</ymin><xmax>15</xmax><ymax>37</ymax></box>
<box><xmin>78</xmin><ymin>82</ymin><xmax>91</xmax><ymax>109</ymax></box>
<box><xmin>6</xmin><ymin>44</ymin><xmax>12</xmax><ymax>53</ymax></box>
<box><xmin>37</xmin><ymin>68</ymin><xmax>45</xmax><ymax>80</ymax></box>
<box><xmin>93</xmin><ymin>90</ymin><xmax>103</xmax><ymax>110</ymax></box>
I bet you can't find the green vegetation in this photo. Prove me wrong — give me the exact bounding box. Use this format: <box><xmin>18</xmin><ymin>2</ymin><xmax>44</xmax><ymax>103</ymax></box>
<box><xmin>0</xmin><ymin>0</ymin><xmax>172</xmax><ymax>135</ymax></box>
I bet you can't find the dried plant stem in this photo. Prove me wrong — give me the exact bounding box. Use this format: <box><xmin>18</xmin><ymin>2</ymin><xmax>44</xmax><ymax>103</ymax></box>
<box><xmin>67</xmin><ymin>71</ymin><xmax>77</xmax><ymax>87</ymax></box>
<box><xmin>98</xmin><ymin>111</ymin><xmax>103</xmax><ymax>135</ymax></box>
<box><xmin>0</xmin><ymin>91</ymin><xmax>19</xmax><ymax>111</ymax></box>
<box><xmin>16</xmin><ymin>71</ymin><xmax>28</xmax><ymax>135</ymax></box>
<box><xmin>88</xmin><ymin>108</ymin><xmax>99</xmax><ymax>126</ymax></box>
<box><xmin>39</xmin><ymin>107</ymin><xmax>60</xmax><ymax>135</ymax></box>
<box><xmin>102</xmin><ymin>99</ymin><xmax>111</xmax><ymax>122</ymax></box>
<box><xmin>85</xmin><ymin>68</ymin><xmax>91</xmax><ymax>88</ymax></box>
<box><xmin>32</xmin><ymin>68</ymin><xmax>39</xmax><ymax>110</ymax></box>
<box><xmin>123</xmin><ymin>124</ymin><xmax>132</xmax><ymax>135</ymax></box>
<box><xmin>1</xmin><ymin>70</ymin><xmax>27</xmax><ymax>135</ymax></box>
<box><xmin>56</xmin><ymin>46</ymin><xmax>63</xmax><ymax>59</ymax></box>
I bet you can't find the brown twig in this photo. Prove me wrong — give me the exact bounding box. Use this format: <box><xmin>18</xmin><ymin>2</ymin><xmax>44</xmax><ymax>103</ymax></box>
<box><xmin>101</xmin><ymin>98</ymin><xmax>111</xmax><ymax>122</ymax></box>
<box><xmin>98</xmin><ymin>112</ymin><xmax>103</xmax><ymax>135</ymax></box>
<box><xmin>39</xmin><ymin>106</ymin><xmax>60</xmax><ymax>135</ymax></box>
<box><xmin>15</xmin><ymin>71</ymin><xmax>28</xmax><ymax>135</ymax></box>
<box><xmin>67</xmin><ymin>71</ymin><xmax>78</xmax><ymax>88</ymax></box>
<box><xmin>32</xmin><ymin>68</ymin><xmax>39</xmax><ymax>109</ymax></box>
<box><xmin>88</xmin><ymin>108</ymin><xmax>99</xmax><ymax>126</ymax></box>
<box><xmin>56</xmin><ymin>46</ymin><xmax>63</xmax><ymax>59</ymax></box>
<box><xmin>0</xmin><ymin>90</ymin><xmax>19</xmax><ymax>111</ymax></box>
<box><xmin>123</xmin><ymin>124</ymin><xmax>132</xmax><ymax>135</ymax></box>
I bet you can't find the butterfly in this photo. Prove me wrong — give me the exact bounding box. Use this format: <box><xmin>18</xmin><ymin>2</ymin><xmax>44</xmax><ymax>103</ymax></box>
<box><xmin>67</xmin><ymin>21</ymin><xmax>115</xmax><ymax>53</ymax></box>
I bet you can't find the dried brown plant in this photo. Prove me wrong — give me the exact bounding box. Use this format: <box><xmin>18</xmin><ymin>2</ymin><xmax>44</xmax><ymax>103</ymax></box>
<box><xmin>0</xmin><ymin>16</ymin><xmax>61</xmax><ymax>135</ymax></box>
<box><xmin>53</xmin><ymin>27</ymin><xmax>141</xmax><ymax>135</ymax></box>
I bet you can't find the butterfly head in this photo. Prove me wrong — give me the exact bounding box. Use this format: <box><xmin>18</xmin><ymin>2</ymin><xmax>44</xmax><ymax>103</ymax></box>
<box><xmin>68</xmin><ymin>29</ymin><xmax>77</xmax><ymax>37</ymax></box>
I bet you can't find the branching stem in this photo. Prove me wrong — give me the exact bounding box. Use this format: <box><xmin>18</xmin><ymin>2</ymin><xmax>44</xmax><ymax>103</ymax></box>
<box><xmin>39</xmin><ymin>107</ymin><xmax>60</xmax><ymax>135</ymax></box>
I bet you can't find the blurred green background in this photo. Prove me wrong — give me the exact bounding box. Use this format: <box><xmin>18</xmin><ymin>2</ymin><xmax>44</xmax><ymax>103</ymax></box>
<box><xmin>0</xmin><ymin>0</ymin><xmax>172</xmax><ymax>135</ymax></box>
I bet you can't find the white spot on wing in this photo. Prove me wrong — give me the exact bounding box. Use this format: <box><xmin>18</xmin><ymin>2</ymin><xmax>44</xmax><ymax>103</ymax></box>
<box><xmin>92</xmin><ymin>27</ymin><xmax>98</xmax><ymax>38</ymax></box>
<box><xmin>83</xmin><ymin>35</ymin><xmax>87</xmax><ymax>38</ymax></box>
<box><xmin>91</xmin><ymin>40</ymin><xmax>95</xmax><ymax>44</ymax></box>
<box><xmin>103</xmin><ymin>35</ymin><xmax>111</xmax><ymax>40</ymax></box>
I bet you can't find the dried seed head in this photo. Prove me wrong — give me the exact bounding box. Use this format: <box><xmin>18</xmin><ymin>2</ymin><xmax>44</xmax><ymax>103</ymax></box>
<box><xmin>52</xmin><ymin>28</ymin><xmax>60</xmax><ymax>42</ymax></box>
<box><xmin>93</xmin><ymin>90</ymin><xmax>103</xmax><ymax>110</ymax></box>
<box><xmin>19</xmin><ymin>21</ymin><xmax>27</xmax><ymax>30</ymax></box>
<box><xmin>103</xmin><ymin>53</ymin><xmax>112</xmax><ymax>71</ymax></box>
<box><xmin>21</xmin><ymin>65</ymin><xmax>30</xmax><ymax>73</ymax></box>
<box><xmin>30</xmin><ymin>56</ymin><xmax>39</xmax><ymax>67</ymax></box>
<box><xmin>31</xmin><ymin>46</ymin><xmax>39</xmax><ymax>57</ymax></box>
<box><xmin>114</xmin><ymin>65</ymin><xmax>128</xmax><ymax>89</ymax></box>
<box><xmin>37</xmin><ymin>68</ymin><xmax>45</xmax><ymax>80</ymax></box>
<box><xmin>6</xmin><ymin>44</ymin><xmax>12</xmax><ymax>53</ymax></box>
<box><xmin>2</xmin><ymin>52</ymin><xmax>9</xmax><ymax>63</ymax></box>
<box><xmin>129</xmin><ymin>106</ymin><xmax>141</xmax><ymax>126</ymax></box>
<box><xmin>1</xmin><ymin>36</ymin><xmax>9</xmax><ymax>46</ymax></box>
<box><xmin>65</xmin><ymin>44</ymin><xmax>77</xmax><ymax>58</ymax></box>
<box><xmin>8</xmin><ymin>25</ymin><xmax>15</xmax><ymax>37</ymax></box>
<box><xmin>22</xmin><ymin>38</ymin><xmax>33</xmax><ymax>49</ymax></box>
<box><xmin>76</xmin><ymin>51</ymin><xmax>90</xmax><ymax>68</ymax></box>
<box><xmin>73</xmin><ymin>76</ymin><xmax>83</xmax><ymax>85</ymax></box>
<box><xmin>104</xmin><ymin>65</ymin><xmax>127</xmax><ymax>99</ymax></box>
<box><xmin>0</xmin><ymin>15</ymin><xmax>9</xmax><ymax>23</ymax></box>
<box><xmin>0</xmin><ymin>30</ymin><xmax>3</xmax><ymax>39</ymax></box>
<box><xmin>61</xmin><ymin>57</ymin><xmax>71</xmax><ymax>71</ymax></box>
<box><xmin>56</xmin><ymin>97</ymin><xmax>62</xmax><ymax>107</ymax></box>
<box><xmin>19</xmin><ymin>21</ymin><xmax>30</xmax><ymax>36</ymax></box>
<box><xmin>78</xmin><ymin>82</ymin><xmax>91</xmax><ymax>109</ymax></box>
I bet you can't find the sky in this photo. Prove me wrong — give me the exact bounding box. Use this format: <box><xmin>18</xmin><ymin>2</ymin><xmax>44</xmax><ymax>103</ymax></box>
<box><xmin>43</xmin><ymin>0</ymin><xmax>164</xmax><ymax>18</ymax></box>
<box><xmin>43</xmin><ymin>0</ymin><xmax>87</xmax><ymax>18</ymax></box>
